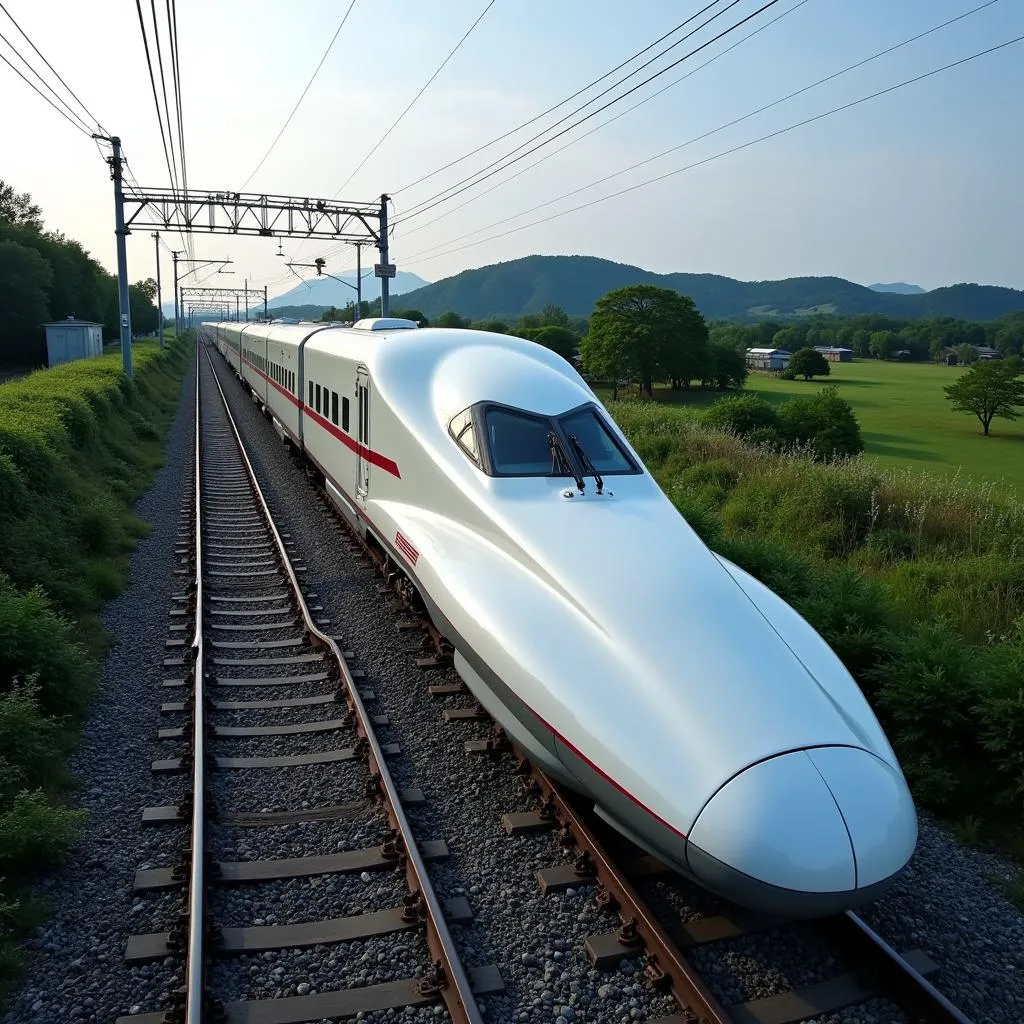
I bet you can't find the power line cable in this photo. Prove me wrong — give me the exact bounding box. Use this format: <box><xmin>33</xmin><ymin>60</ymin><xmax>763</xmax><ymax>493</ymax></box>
<box><xmin>167</xmin><ymin>0</ymin><xmax>192</xmax><ymax>260</ymax></box>
<box><xmin>402</xmin><ymin>0</ymin><xmax>814</xmax><ymax>241</ymax></box>
<box><xmin>398</xmin><ymin>0</ymin><xmax>782</xmax><ymax>224</ymax></box>
<box><xmin>240</xmin><ymin>0</ymin><xmax>358</xmax><ymax>190</ymax></box>
<box><xmin>395</xmin><ymin>0</ymin><xmax>738</xmax><ymax>196</ymax></box>
<box><xmin>0</xmin><ymin>44</ymin><xmax>90</xmax><ymax>136</ymax></box>
<box><xmin>0</xmin><ymin>0</ymin><xmax>103</xmax><ymax>130</ymax></box>
<box><xmin>404</xmin><ymin>0</ymin><xmax>1000</xmax><ymax>259</ymax></box>
<box><xmin>404</xmin><ymin>33</ymin><xmax>1024</xmax><ymax>268</ymax></box>
<box><xmin>134</xmin><ymin>0</ymin><xmax>178</xmax><ymax>207</ymax></box>
<box><xmin>149</xmin><ymin>0</ymin><xmax>182</xmax><ymax>197</ymax></box>
<box><xmin>331</xmin><ymin>0</ymin><xmax>498</xmax><ymax>195</ymax></box>
<box><xmin>0</xmin><ymin>27</ymin><xmax>92</xmax><ymax>132</ymax></box>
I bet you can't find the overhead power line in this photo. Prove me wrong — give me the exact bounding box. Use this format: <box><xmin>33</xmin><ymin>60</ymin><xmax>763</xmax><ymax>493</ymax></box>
<box><xmin>331</xmin><ymin>0</ymin><xmax>498</xmax><ymax>195</ymax></box>
<box><xmin>401</xmin><ymin>0</ymin><xmax>814</xmax><ymax>241</ymax></box>
<box><xmin>403</xmin><ymin>33</ymin><xmax>1024</xmax><ymax>268</ymax></box>
<box><xmin>397</xmin><ymin>0</ymin><xmax>783</xmax><ymax>224</ymax></box>
<box><xmin>404</xmin><ymin>0</ymin><xmax>1002</xmax><ymax>260</ymax></box>
<box><xmin>0</xmin><ymin>45</ymin><xmax>90</xmax><ymax>136</ymax></box>
<box><xmin>0</xmin><ymin>27</ymin><xmax>91</xmax><ymax>132</ymax></box>
<box><xmin>395</xmin><ymin>0</ymin><xmax>739</xmax><ymax>196</ymax></box>
<box><xmin>240</xmin><ymin>0</ymin><xmax>357</xmax><ymax>190</ymax></box>
<box><xmin>134</xmin><ymin>0</ymin><xmax>179</xmax><ymax>205</ymax></box>
<box><xmin>149</xmin><ymin>0</ymin><xmax>181</xmax><ymax>196</ymax></box>
<box><xmin>0</xmin><ymin>0</ymin><xmax>103</xmax><ymax>131</ymax></box>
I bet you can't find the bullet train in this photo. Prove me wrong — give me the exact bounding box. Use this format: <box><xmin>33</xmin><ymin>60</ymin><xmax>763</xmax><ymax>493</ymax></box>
<box><xmin>201</xmin><ymin>317</ymin><xmax>917</xmax><ymax>917</ymax></box>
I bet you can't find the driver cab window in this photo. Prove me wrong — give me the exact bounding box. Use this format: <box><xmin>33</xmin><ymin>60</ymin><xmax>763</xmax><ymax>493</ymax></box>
<box><xmin>484</xmin><ymin>407</ymin><xmax>565</xmax><ymax>476</ymax></box>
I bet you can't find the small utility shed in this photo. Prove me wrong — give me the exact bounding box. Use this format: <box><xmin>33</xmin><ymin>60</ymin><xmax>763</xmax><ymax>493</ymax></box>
<box><xmin>43</xmin><ymin>317</ymin><xmax>104</xmax><ymax>367</ymax></box>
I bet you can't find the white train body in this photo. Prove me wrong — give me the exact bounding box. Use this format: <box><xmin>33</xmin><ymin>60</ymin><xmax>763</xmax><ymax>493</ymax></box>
<box><xmin>202</xmin><ymin>319</ymin><xmax>917</xmax><ymax>916</ymax></box>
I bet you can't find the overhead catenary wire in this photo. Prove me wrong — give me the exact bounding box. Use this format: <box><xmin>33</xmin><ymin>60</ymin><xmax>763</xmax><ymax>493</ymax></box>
<box><xmin>149</xmin><ymin>0</ymin><xmax>182</xmax><ymax>197</ymax></box>
<box><xmin>0</xmin><ymin>0</ymin><xmax>103</xmax><ymax>131</ymax></box>
<box><xmin>401</xmin><ymin>0</ymin><xmax>815</xmax><ymax>242</ymax></box>
<box><xmin>240</xmin><ymin>0</ymin><xmax>357</xmax><ymax>190</ymax></box>
<box><xmin>0</xmin><ymin>45</ymin><xmax>91</xmax><ymax>136</ymax></box>
<box><xmin>395</xmin><ymin>0</ymin><xmax>741</xmax><ymax>196</ymax></box>
<box><xmin>403</xmin><ymin>33</ymin><xmax>1024</xmax><ymax>268</ymax></box>
<box><xmin>134</xmin><ymin>0</ymin><xmax>179</xmax><ymax>211</ymax></box>
<box><xmin>397</xmin><ymin>0</ymin><xmax>784</xmax><ymax>225</ymax></box>
<box><xmin>403</xmin><ymin>0</ymin><xmax>1002</xmax><ymax>260</ymax></box>
<box><xmin>330</xmin><ymin>0</ymin><xmax>499</xmax><ymax>196</ymax></box>
<box><xmin>166</xmin><ymin>0</ymin><xmax>193</xmax><ymax>261</ymax></box>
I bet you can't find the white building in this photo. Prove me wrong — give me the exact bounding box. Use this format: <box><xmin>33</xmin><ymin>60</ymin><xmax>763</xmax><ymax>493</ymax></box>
<box><xmin>43</xmin><ymin>317</ymin><xmax>104</xmax><ymax>367</ymax></box>
<box><xmin>745</xmin><ymin>347</ymin><xmax>791</xmax><ymax>371</ymax></box>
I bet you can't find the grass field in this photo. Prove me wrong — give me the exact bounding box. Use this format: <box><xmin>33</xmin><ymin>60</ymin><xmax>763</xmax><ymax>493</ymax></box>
<box><xmin>600</xmin><ymin>359</ymin><xmax>1024</xmax><ymax>494</ymax></box>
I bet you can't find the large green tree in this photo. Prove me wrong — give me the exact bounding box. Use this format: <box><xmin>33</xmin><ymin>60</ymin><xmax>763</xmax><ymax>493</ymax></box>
<box><xmin>580</xmin><ymin>284</ymin><xmax>708</xmax><ymax>396</ymax></box>
<box><xmin>0</xmin><ymin>239</ymin><xmax>52</xmax><ymax>365</ymax></box>
<box><xmin>788</xmin><ymin>347</ymin><xmax>831</xmax><ymax>380</ymax></box>
<box><xmin>944</xmin><ymin>359</ymin><xmax>1024</xmax><ymax>435</ymax></box>
<box><xmin>530</xmin><ymin>325</ymin><xmax>578</xmax><ymax>362</ymax></box>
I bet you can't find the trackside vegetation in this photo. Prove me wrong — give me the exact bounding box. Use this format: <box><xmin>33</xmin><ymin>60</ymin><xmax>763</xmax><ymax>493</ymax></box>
<box><xmin>0</xmin><ymin>337</ymin><xmax>191</xmax><ymax>993</ymax></box>
<box><xmin>611</xmin><ymin>399</ymin><xmax>1024</xmax><ymax>848</ymax></box>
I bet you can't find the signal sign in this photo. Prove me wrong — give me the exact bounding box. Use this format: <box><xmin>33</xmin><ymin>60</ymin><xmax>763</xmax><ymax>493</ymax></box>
<box><xmin>374</xmin><ymin>263</ymin><xmax>397</xmax><ymax>278</ymax></box>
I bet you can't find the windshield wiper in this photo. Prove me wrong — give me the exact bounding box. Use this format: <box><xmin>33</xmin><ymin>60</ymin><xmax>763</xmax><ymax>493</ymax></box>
<box><xmin>569</xmin><ymin>434</ymin><xmax>604</xmax><ymax>494</ymax></box>
<box><xmin>549</xmin><ymin>432</ymin><xmax>584</xmax><ymax>492</ymax></box>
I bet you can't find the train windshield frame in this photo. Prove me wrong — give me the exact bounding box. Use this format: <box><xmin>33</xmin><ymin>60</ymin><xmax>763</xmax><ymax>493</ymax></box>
<box><xmin>448</xmin><ymin>401</ymin><xmax>640</xmax><ymax>479</ymax></box>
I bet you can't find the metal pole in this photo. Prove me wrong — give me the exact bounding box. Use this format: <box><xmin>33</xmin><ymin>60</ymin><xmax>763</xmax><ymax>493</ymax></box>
<box><xmin>244</xmin><ymin>279</ymin><xmax>249</xmax><ymax>322</ymax></box>
<box><xmin>109</xmin><ymin>137</ymin><xmax>133</xmax><ymax>378</ymax></box>
<box><xmin>379</xmin><ymin>194</ymin><xmax>390</xmax><ymax>317</ymax></box>
<box><xmin>173</xmin><ymin>251</ymin><xmax>181</xmax><ymax>336</ymax></box>
<box><xmin>153</xmin><ymin>231</ymin><xmax>164</xmax><ymax>349</ymax></box>
<box><xmin>263</xmin><ymin>286</ymin><xmax>267</xmax><ymax>321</ymax></box>
<box><xmin>235</xmin><ymin>295</ymin><xmax>239</xmax><ymax>321</ymax></box>
<box><xmin>355</xmin><ymin>241</ymin><xmax>362</xmax><ymax>321</ymax></box>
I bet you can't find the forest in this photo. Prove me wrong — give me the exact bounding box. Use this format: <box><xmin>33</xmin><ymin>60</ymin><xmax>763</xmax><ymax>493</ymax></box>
<box><xmin>0</xmin><ymin>182</ymin><xmax>160</xmax><ymax>369</ymax></box>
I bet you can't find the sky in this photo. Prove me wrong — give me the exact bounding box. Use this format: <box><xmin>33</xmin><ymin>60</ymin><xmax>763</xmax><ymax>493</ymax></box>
<box><xmin>2</xmin><ymin>0</ymin><xmax>1022</xmax><ymax>304</ymax></box>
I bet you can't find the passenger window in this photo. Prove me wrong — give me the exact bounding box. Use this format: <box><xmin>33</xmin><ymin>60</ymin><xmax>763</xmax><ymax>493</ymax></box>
<box><xmin>315</xmin><ymin>383</ymin><xmax>321</xmax><ymax>413</ymax></box>
<box><xmin>342</xmin><ymin>396</ymin><xmax>350</xmax><ymax>431</ymax></box>
<box><xmin>331</xmin><ymin>392</ymin><xmax>339</xmax><ymax>425</ymax></box>
<box><xmin>308</xmin><ymin>381</ymin><xmax>313</xmax><ymax>407</ymax></box>
<box><xmin>448</xmin><ymin>408</ymin><xmax>480</xmax><ymax>465</ymax></box>
<box><xmin>558</xmin><ymin>408</ymin><xmax>636</xmax><ymax>473</ymax></box>
<box><xmin>484</xmin><ymin>407</ymin><xmax>561</xmax><ymax>476</ymax></box>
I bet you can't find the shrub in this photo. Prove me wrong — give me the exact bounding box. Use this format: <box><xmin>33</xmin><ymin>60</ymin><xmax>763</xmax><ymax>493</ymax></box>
<box><xmin>0</xmin><ymin>791</ymin><xmax>84</xmax><ymax>878</ymax></box>
<box><xmin>703</xmin><ymin>394</ymin><xmax>779</xmax><ymax>437</ymax></box>
<box><xmin>777</xmin><ymin>385</ymin><xmax>864</xmax><ymax>460</ymax></box>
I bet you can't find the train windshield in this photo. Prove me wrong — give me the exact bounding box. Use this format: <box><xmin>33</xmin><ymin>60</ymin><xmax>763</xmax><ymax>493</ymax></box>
<box><xmin>484</xmin><ymin>408</ymin><xmax>567</xmax><ymax>476</ymax></box>
<box><xmin>465</xmin><ymin>403</ymin><xmax>639</xmax><ymax>479</ymax></box>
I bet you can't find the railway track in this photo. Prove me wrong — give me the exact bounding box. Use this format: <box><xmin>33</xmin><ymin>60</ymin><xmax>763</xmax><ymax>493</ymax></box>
<box><xmin>116</xmin><ymin>347</ymin><xmax>499</xmax><ymax>1024</ymax></box>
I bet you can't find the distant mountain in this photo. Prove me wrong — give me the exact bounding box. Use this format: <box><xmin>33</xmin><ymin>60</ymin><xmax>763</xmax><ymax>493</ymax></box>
<box><xmin>395</xmin><ymin>255</ymin><xmax>1023</xmax><ymax>322</ymax></box>
<box><xmin>269</xmin><ymin>270</ymin><xmax>430</xmax><ymax>309</ymax></box>
<box><xmin>868</xmin><ymin>282</ymin><xmax>927</xmax><ymax>295</ymax></box>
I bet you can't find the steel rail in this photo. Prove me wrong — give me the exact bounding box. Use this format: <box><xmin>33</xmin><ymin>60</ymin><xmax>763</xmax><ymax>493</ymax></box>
<box><xmin>185</xmin><ymin>345</ymin><xmax>206</xmax><ymax>1023</ymax></box>
<box><xmin>201</xmin><ymin>344</ymin><xmax>485</xmax><ymax>1024</ymax></box>
<box><xmin>526</xmin><ymin>765</ymin><xmax>732</xmax><ymax>1024</ymax></box>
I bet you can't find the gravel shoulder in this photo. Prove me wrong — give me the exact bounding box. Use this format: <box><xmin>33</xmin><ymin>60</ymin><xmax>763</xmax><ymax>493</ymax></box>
<box><xmin>3</xmin><ymin>357</ymin><xmax>196</xmax><ymax>1024</ymax></box>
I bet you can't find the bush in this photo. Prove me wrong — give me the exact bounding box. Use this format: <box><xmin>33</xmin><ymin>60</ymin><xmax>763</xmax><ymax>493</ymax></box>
<box><xmin>703</xmin><ymin>394</ymin><xmax>779</xmax><ymax>437</ymax></box>
<box><xmin>777</xmin><ymin>385</ymin><xmax>864</xmax><ymax>459</ymax></box>
<box><xmin>0</xmin><ymin>791</ymin><xmax>84</xmax><ymax>878</ymax></box>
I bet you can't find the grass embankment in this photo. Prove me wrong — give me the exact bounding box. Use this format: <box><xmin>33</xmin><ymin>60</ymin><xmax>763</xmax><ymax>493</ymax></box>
<box><xmin>612</xmin><ymin>400</ymin><xmax>1024</xmax><ymax>872</ymax></box>
<box><xmin>600</xmin><ymin>359</ymin><xmax>1024</xmax><ymax>493</ymax></box>
<box><xmin>0</xmin><ymin>337</ymin><xmax>192</xmax><ymax>993</ymax></box>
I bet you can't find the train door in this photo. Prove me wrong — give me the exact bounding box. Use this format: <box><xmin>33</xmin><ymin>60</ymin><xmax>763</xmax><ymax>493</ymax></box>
<box><xmin>356</xmin><ymin>367</ymin><xmax>370</xmax><ymax>503</ymax></box>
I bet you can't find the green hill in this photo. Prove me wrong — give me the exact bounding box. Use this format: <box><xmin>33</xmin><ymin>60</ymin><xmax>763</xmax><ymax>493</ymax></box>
<box><xmin>395</xmin><ymin>255</ymin><xmax>1024</xmax><ymax>322</ymax></box>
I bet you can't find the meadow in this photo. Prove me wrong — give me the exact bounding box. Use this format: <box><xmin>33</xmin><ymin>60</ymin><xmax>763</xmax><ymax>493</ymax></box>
<box><xmin>601</xmin><ymin>359</ymin><xmax>1024</xmax><ymax>494</ymax></box>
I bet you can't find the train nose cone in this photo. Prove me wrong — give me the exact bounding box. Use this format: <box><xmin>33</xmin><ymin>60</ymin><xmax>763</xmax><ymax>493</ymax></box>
<box><xmin>685</xmin><ymin>748</ymin><xmax>916</xmax><ymax>917</ymax></box>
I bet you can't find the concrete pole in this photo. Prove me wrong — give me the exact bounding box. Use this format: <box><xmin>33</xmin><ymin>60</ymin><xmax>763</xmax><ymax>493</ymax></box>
<box><xmin>152</xmin><ymin>232</ymin><xmax>164</xmax><ymax>349</ymax></box>
<box><xmin>109</xmin><ymin>137</ymin><xmax>133</xmax><ymax>378</ymax></box>
<box><xmin>263</xmin><ymin>286</ymin><xmax>268</xmax><ymax>321</ymax></box>
<box><xmin>379</xmin><ymin>194</ymin><xmax>390</xmax><ymax>317</ymax></box>
<box><xmin>172</xmin><ymin>251</ymin><xmax>181</xmax><ymax>336</ymax></box>
<box><xmin>244</xmin><ymin>279</ymin><xmax>249</xmax><ymax>322</ymax></box>
<box><xmin>355</xmin><ymin>241</ymin><xmax>362</xmax><ymax>321</ymax></box>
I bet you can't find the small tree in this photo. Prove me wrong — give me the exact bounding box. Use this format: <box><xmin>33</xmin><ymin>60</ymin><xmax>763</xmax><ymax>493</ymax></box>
<box><xmin>539</xmin><ymin>303</ymin><xmax>570</xmax><ymax>328</ymax></box>
<box><xmin>788</xmin><ymin>347</ymin><xmax>831</xmax><ymax>380</ymax></box>
<box><xmin>702</xmin><ymin>342</ymin><xmax>748</xmax><ymax>390</ymax></box>
<box><xmin>472</xmin><ymin>319</ymin><xmax>508</xmax><ymax>334</ymax></box>
<box><xmin>954</xmin><ymin>342</ymin><xmax>978</xmax><ymax>366</ymax></box>
<box><xmin>944</xmin><ymin>359</ymin><xmax>1024</xmax><ymax>435</ymax></box>
<box><xmin>703</xmin><ymin>395</ymin><xmax>778</xmax><ymax>436</ymax></box>
<box><xmin>436</xmin><ymin>310</ymin><xmax>470</xmax><ymax>329</ymax></box>
<box><xmin>778</xmin><ymin>385</ymin><xmax>863</xmax><ymax>459</ymax></box>
<box><xmin>869</xmin><ymin>331</ymin><xmax>895</xmax><ymax>360</ymax></box>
